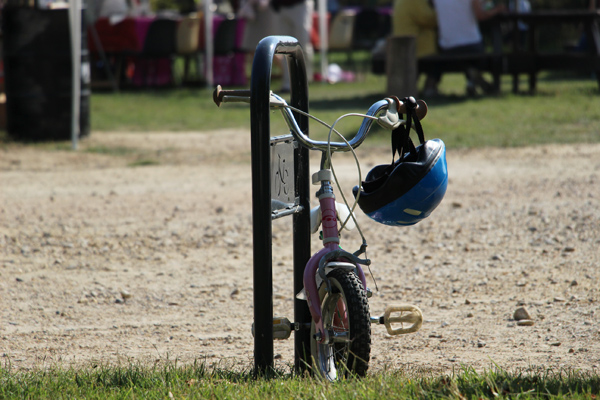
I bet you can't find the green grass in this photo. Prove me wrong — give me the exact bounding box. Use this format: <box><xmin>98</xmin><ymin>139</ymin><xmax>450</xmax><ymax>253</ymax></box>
<box><xmin>425</xmin><ymin>73</ymin><xmax>600</xmax><ymax>148</ymax></box>
<box><xmin>1</xmin><ymin>69</ymin><xmax>597</xmax><ymax>149</ymax></box>
<box><xmin>1</xmin><ymin>362</ymin><xmax>599</xmax><ymax>399</ymax></box>
<box><xmin>81</xmin><ymin>70</ymin><xmax>600</xmax><ymax>149</ymax></box>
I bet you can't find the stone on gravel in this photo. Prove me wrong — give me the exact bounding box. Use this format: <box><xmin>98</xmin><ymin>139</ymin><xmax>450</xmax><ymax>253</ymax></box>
<box><xmin>553</xmin><ymin>297</ymin><xmax>566</xmax><ymax>302</ymax></box>
<box><xmin>513</xmin><ymin>306</ymin><xmax>531</xmax><ymax>321</ymax></box>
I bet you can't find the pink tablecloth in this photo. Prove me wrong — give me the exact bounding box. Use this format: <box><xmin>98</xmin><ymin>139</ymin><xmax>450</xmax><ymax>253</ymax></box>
<box><xmin>89</xmin><ymin>15</ymin><xmax>248</xmax><ymax>87</ymax></box>
<box><xmin>89</xmin><ymin>16</ymin><xmax>155</xmax><ymax>54</ymax></box>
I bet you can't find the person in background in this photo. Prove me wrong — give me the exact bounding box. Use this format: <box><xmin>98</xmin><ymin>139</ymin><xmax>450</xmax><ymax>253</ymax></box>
<box><xmin>507</xmin><ymin>0</ymin><xmax>531</xmax><ymax>50</ymax></box>
<box><xmin>239</xmin><ymin>0</ymin><xmax>277</xmax><ymax>59</ymax></box>
<box><xmin>239</xmin><ymin>0</ymin><xmax>314</xmax><ymax>92</ymax></box>
<box><xmin>270</xmin><ymin>0</ymin><xmax>314</xmax><ymax>91</ymax></box>
<box><xmin>393</xmin><ymin>0</ymin><xmax>439</xmax><ymax>96</ymax></box>
<box><xmin>433</xmin><ymin>0</ymin><xmax>505</xmax><ymax>96</ymax></box>
<box><xmin>575</xmin><ymin>0</ymin><xmax>598</xmax><ymax>50</ymax></box>
<box><xmin>97</xmin><ymin>0</ymin><xmax>130</xmax><ymax>17</ymax></box>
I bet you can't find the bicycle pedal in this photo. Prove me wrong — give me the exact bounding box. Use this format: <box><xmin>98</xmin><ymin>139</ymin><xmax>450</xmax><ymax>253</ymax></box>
<box><xmin>378</xmin><ymin>304</ymin><xmax>423</xmax><ymax>336</ymax></box>
<box><xmin>251</xmin><ymin>317</ymin><xmax>292</xmax><ymax>340</ymax></box>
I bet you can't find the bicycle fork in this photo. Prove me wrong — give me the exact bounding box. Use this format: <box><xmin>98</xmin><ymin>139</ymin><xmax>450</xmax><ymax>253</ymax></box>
<box><xmin>301</xmin><ymin>170</ymin><xmax>424</xmax><ymax>344</ymax></box>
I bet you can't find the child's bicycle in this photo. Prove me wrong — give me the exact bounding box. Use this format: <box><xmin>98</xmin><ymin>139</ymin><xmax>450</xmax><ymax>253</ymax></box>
<box><xmin>213</xmin><ymin>36</ymin><xmax>448</xmax><ymax>380</ymax></box>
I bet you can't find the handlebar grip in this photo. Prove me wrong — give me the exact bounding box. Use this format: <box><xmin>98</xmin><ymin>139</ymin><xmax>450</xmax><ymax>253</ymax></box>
<box><xmin>213</xmin><ymin>85</ymin><xmax>251</xmax><ymax>107</ymax></box>
<box><xmin>394</xmin><ymin>96</ymin><xmax>428</xmax><ymax>121</ymax></box>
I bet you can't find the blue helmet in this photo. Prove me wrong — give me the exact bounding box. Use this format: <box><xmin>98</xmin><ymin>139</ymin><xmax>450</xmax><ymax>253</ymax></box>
<box><xmin>352</xmin><ymin>98</ymin><xmax>448</xmax><ymax>226</ymax></box>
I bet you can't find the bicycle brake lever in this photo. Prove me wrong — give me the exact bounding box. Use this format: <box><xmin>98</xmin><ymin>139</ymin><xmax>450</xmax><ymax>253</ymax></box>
<box><xmin>269</xmin><ymin>92</ymin><xmax>287</xmax><ymax>109</ymax></box>
<box><xmin>376</xmin><ymin>98</ymin><xmax>403</xmax><ymax>130</ymax></box>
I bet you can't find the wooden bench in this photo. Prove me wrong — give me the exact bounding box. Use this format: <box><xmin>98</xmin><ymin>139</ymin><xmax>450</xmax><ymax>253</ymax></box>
<box><xmin>379</xmin><ymin>10</ymin><xmax>600</xmax><ymax>94</ymax></box>
<box><xmin>495</xmin><ymin>10</ymin><xmax>600</xmax><ymax>93</ymax></box>
<box><xmin>417</xmin><ymin>53</ymin><xmax>503</xmax><ymax>92</ymax></box>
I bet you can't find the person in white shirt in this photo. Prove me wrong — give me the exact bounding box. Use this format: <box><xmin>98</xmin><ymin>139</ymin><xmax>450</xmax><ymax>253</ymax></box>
<box><xmin>433</xmin><ymin>0</ymin><xmax>505</xmax><ymax>95</ymax></box>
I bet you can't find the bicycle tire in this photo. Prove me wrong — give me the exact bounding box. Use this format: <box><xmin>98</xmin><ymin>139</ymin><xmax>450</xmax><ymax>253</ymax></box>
<box><xmin>310</xmin><ymin>268</ymin><xmax>371</xmax><ymax>380</ymax></box>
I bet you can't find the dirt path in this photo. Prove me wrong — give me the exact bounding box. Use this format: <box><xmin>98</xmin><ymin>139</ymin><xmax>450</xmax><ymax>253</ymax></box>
<box><xmin>1</xmin><ymin>131</ymin><xmax>599</xmax><ymax>374</ymax></box>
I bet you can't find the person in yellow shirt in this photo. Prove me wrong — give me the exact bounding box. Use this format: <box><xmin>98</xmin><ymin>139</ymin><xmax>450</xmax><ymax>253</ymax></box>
<box><xmin>393</xmin><ymin>0</ymin><xmax>439</xmax><ymax>95</ymax></box>
<box><xmin>393</xmin><ymin>0</ymin><xmax>437</xmax><ymax>57</ymax></box>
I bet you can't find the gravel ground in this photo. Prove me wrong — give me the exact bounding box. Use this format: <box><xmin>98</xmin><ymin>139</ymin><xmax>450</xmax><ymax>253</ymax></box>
<box><xmin>1</xmin><ymin>131</ymin><xmax>599</xmax><ymax>374</ymax></box>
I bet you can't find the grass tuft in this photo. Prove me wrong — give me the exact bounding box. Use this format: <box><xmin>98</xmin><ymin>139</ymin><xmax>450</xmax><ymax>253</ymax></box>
<box><xmin>1</xmin><ymin>361</ymin><xmax>599</xmax><ymax>399</ymax></box>
<box><xmin>85</xmin><ymin>145</ymin><xmax>137</xmax><ymax>157</ymax></box>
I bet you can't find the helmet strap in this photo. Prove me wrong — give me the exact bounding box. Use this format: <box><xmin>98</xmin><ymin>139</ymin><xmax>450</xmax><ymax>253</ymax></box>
<box><xmin>390</xmin><ymin>97</ymin><xmax>425</xmax><ymax>164</ymax></box>
<box><xmin>360</xmin><ymin>98</ymin><xmax>428</xmax><ymax>193</ymax></box>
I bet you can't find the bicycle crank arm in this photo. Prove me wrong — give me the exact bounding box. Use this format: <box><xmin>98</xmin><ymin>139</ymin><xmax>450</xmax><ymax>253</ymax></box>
<box><xmin>213</xmin><ymin>85</ymin><xmax>251</xmax><ymax>107</ymax></box>
<box><xmin>371</xmin><ymin>304</ymin><xmax>423</xmax><ymax>335</ymax></box>
<box><xmin>251</xmin><ymin>316</ymin><xmax>311</xmax><ymax>340</ymax></box>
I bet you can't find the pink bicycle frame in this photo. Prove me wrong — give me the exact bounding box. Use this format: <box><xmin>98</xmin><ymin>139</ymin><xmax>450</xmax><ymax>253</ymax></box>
<box><xmin>303</xmin><ymin>183</ymin><xmax>368</xmax><ymax>343</ymax></box>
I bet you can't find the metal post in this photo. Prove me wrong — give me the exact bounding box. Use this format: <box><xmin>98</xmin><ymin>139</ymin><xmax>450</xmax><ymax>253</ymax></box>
<box><xmin>386</xmin><ymin>36</ymin><xmax>417</xmax><ymax>98</ymax></box>
<box><xmin>250</xmin><ymin>36</ymin><xmax>311</xmax><ymax>375</ymax></box>
<box><xmin>68</xmin><ymin>0</ymin><xmax>81</xmax><ymax>150</ymax></box>
<box><xmin>285</xmin><ymin>42</ymin><xmax>312</xmax><ymax>375</ymax></box>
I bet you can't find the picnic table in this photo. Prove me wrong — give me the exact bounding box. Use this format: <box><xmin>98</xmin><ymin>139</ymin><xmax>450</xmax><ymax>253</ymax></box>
<box><xmin>493</xmin><ymin>10</ymin><xmax>600</xmax><ymax>93</ymax></box>
<box><xmin>417</xmin><ymin>9</ymin><xmax>600</xmax><ymax>94</ymax></box>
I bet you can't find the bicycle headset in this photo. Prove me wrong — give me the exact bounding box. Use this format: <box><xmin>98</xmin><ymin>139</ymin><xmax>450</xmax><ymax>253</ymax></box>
<box><xmin>352</xmin><ymin>97</ymin><xmax>448</xmax><ymax>226</ymax></box>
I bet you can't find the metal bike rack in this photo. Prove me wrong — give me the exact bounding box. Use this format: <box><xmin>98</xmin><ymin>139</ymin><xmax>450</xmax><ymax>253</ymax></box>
<box><xmin>250</xmin><ymin>36</ymin><xmax>311</xmax><ymax>375</ymax></box>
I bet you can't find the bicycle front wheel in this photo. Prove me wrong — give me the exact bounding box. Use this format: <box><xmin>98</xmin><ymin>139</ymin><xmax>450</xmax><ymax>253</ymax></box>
<box><xmin>310</xmin><ymin>268</ymin><xmax>371</xmax><ymax>380</ymax></box>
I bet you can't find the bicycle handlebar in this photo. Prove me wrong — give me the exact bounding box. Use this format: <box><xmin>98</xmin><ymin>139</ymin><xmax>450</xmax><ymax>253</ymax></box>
<box><xmin>213</xmin><ymin>86</ymin><xmax>252</xmax><ymax>107</ymax></box>
<box><xmin>212</xmin><ymin>85</ymin><xmax>427</xmax><ymax>153</ymax></box>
